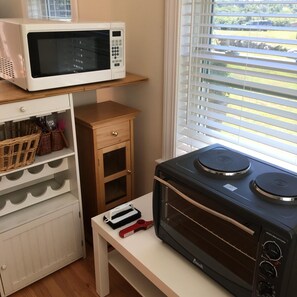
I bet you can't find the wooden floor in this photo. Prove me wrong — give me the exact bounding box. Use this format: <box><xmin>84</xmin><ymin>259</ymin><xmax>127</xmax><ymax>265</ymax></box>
<box><xmin>10</xmin><ymin>244</ymin><xmax>141</xmax><ymax>297</ymax></box>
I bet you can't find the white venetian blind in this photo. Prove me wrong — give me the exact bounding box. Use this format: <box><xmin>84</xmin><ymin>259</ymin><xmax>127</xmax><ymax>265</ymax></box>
<box><xmin>176</xmin><ymin>0</ymin><xmax>297</xmax><ymax>165</ymax></box>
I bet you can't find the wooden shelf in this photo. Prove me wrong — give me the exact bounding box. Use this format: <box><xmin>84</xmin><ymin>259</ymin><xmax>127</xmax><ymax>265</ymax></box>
<box><xmin>109</xmin><ymin>250</ymin><xmax>165</xmax><ymax>297</ymax></box>
<box><xmin>0</xmin><ymin>73</ymin><xmax>148</xmax><ymax>105</ymax></box>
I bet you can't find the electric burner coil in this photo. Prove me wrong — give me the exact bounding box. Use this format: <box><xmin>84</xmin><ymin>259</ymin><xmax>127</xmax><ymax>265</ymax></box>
<box><xmin>252</xmin><ymin>172</ymin><xmax>297</xmax><ymax>203</ymax></box>
<box><xmin>195</xmin><ymin>147</ymin><xmax>251</xmax><ymax>177</ymax></box>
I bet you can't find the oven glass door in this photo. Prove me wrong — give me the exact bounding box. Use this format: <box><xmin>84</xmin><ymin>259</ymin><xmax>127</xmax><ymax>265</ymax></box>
<box><xmin>27</xmin><ymin>30</ymin><xmax>110</xmax><ymax>77</ymax></box>
<box><xmin>158</xmin><ymin>177</ymin><xmax>259</xmax><ymax>288</ymax></box>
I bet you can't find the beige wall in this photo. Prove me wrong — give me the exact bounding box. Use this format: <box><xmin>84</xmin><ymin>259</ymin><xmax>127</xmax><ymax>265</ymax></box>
<box><xmin>0</xmin><ymin>0</ymin><xmax>26</xmax><ymax>18</ymax></box>
<box><xmin>0</xmin><ymin>0</ymin><xmax>164</xmax><ymax>197</ymax></box>
<box><xmin>78</xmin><ymin>0</ymin><xmax>165</xmax><ymax>197</ymax></box>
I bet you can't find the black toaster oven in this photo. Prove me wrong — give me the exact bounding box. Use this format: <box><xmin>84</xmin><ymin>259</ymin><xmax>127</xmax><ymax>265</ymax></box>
<box><xmin>153</xmin><ymin>144</ymin><xmax>297</xmax><ymax>297</ymax></box>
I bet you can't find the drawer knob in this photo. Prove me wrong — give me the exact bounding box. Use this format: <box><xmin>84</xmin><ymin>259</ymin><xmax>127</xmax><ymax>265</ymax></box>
<box><xmin>127</xmin><ymin>170</ymin><xmax>132</xmax><ymax>174</ymax></box>
<box><xmin>20</xmin><ymin>106</ymin><xmax>26</xmax><ymax>112</ymax></box>
<box><xmin>1</xmin><ymin>264</ymin><xmax>7</xmax><ymax>270</ymax></box>
<box><xmin>111</xmin><ymin>131</ymin><xmax>119</xmax><ymax>137</ymax></box>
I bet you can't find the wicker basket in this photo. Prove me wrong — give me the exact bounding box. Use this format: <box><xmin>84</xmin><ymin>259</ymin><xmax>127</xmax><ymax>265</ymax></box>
<box><xmin>0</xmin><ymin>121</ymin><xmax>41</xmax><ymax>172</ymax></box>
<box><xmin>37</xmin><ymin>132</ymin><xmax>52</xmax><ymax>156</ymax></box>
<box><xmin>37</xmin><ymin>129</ymin><xmax>66</xmax><ymax>156</ymax></box>
<box><xmin>51</xmin><ymin>129</ymin><xmax>65</xmax><ymax>151</ymax></box>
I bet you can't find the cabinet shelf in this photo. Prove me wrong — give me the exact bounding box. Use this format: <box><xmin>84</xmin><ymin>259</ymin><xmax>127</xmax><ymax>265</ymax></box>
<box><xmin>0</xmin><ymin>158</ymin><xmax>69</xmax><ymax>192</ymax></box>
<box><xmin>0</xmin><ymin>73</ymin><xmax>148</xmax><ymax>105</ymax></box>
<box><xmin>0</xmin><ymin>193</ymin><xmax>78</xmax><ymax>233</ymax></box>
<box><xmin>0</xmin><ymin>148</ymin><xmax>75</xmax><ymax>178</ymax></box>
<box><xmin>35</xmin><ymin>148</ymin><xmax>75</xmax><ymax>165</ymax></box>
<box><xmin>109</xmin><ymin>250</ymin><xmax>165</xmax><ymax>297</ymax></box>
<box><xmin>0</xmin><ymin>179</ymin><xmax>70</xmax><ymax>216</ymax></box>
<box><xmin>104</xmin><ymin>170</ymin><xmax>128</xmax><ymax>183</ymax></box>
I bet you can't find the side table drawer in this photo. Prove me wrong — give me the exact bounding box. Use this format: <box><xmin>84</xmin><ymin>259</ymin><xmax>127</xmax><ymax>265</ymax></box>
<box><xmin>95</xmin><ymin>121</ymin><xmax>130</xmax><ymax>149</ymax></box>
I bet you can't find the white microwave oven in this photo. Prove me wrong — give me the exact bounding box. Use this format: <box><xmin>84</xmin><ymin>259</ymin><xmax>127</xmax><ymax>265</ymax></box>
<box><xmin>0</xmin><ymin>18</ymin><xmax>125</xmax><ymax>91</ymax></box>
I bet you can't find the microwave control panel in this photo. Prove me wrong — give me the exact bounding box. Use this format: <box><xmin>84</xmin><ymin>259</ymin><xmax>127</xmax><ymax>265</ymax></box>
<box><xmin>111</xmin><ymin>30</ymin><xmax>124</xmax><ymax>68</ymax></box>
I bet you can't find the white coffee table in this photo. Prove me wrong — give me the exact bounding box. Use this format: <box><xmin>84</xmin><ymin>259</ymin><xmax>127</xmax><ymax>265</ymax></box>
<box><xmin>91</xmin><ymin>193</ymin><xmax>232</xmax><ymax>297</ymax></box>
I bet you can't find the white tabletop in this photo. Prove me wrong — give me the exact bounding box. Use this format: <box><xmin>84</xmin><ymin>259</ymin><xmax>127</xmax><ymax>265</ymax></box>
<box><xmin>91</xmin><ymin>193</ymin><xmax>232</xmax><ymax>297</ymax></box>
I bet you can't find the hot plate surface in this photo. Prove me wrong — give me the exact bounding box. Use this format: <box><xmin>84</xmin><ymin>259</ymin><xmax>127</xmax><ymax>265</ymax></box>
<box><xmin>169</xmin><ymin>144</ymin><xmax>297</xmax><ymax>227</ymax></box>
<box><xmin>196</xmin><ymin>146</ymin><xmax>251</xmax><ymax>176</ymax></box>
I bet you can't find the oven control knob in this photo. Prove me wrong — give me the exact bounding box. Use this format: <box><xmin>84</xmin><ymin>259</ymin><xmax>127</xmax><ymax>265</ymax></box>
<box><xmin>263</xmin><ymin>241</ymin><xmax>282</xmax><ymax>261</ymax></box>
<box><xmin>257</xmin><ymin>281</ymin><xmax>275</xmax><ymax>297</ymax></box>
<box><xmin>259</xmin><ymin>261</ymin><xmax>277</xmax><ymax>278</ymax></box>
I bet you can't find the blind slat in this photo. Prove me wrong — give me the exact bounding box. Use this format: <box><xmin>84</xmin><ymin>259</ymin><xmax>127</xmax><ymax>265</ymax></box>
<box><xmin>207</xmin><ymin>12</ymin><xmax>297</xmax><ymax>18</ymax></box>
<box><xmin>199</xmin><ymin>34</ymin><xmax>297</xmax><ymax>46</ymax></box>
<box><xmin>178</xmin><ymin>123</ymin><xmax>297</xmax><ymax>155</ymax></box>
<box><xmin>210</xmin><ymin>24</ymin><xmax>297</xmax><ymax>32</ymax></box>
<box><xmin>187</xmin><ymin>103</ymin><xmax>297</xmax><ymax>137</ymax></box>
<box><xmin>195</xmin><ymin>53</ymin><xmax>297</xmax><ymax>74</ymax></box>
<box><xmin>193</xmin><ymin>62</ymin><xmax>297</xmax><ymax>85</ymax></box>
<box><xmin>214</xmin><ymin>1</ymin><xmax>297</xmax><ymax>4</ymax></box>
<box><xmin>187</xmin><ymin>114</ymin><xmax>297</xmax><ymax>146</ymax></box>
<box><xmin>189</xmin><ymin>92</ymin><xmax>297</xmax><ymax>126</ymax></box>
<box><xmin>192</xmin><ymin>82</ymin><xmax>297</xmax><ymax>109</ymax></box>
<box><xmin>197</xmin><ymin>73</ymin><xmax>297</xmax><ymax>97</ymax></box>
<box><xmin>196</xmin><ymin>44</ymin><xmax>297</xmax><ymax>61</ymax></box>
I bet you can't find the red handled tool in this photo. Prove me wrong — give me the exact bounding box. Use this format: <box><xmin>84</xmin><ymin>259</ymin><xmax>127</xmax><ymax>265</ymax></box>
<box><xmin>119</xmin><ymin>219</ymin><xmax>153</xmax><ymax>238</ymax></box>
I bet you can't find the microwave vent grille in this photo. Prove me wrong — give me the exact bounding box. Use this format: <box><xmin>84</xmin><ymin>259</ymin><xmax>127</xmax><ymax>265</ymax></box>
<box><xmin>0</xmin><ymin>57</ymin><xmax>15</xmax><ymax>79</ymax></box>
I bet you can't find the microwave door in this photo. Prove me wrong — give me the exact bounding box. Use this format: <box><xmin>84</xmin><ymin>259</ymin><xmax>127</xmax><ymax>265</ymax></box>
<box><xmin>27</xmin><ymin>30</ymin><xmax>110</xmax><ymax>77</ymax></box>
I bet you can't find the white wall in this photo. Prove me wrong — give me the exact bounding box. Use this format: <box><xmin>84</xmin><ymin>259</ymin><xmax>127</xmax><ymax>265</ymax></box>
<box><xmin>77</xmin><ymin>0</ymin><xmax>165</xmax><ymax>197</ymax></box>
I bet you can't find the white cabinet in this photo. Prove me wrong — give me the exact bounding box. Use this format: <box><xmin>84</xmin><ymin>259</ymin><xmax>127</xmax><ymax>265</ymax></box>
<box><xmin>0</xmin><ymin>94</ymin><xmax>85</xmax><ymax>296</ymax></box>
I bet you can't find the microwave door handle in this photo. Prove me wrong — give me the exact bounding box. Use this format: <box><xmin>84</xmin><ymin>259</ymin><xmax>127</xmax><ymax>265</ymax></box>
<box><xmin>154</xmin><ymin>176</ymin><xmax>255</xmax><ymax>236</ymax></box>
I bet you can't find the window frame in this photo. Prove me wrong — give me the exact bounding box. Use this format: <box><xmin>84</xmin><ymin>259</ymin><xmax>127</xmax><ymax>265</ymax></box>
<box><xmin>25</xmin><ymin>0</ymin><xmax>78</xmax><ymax>20</ymax></box>
<box><xmin>162</xmin><ymin>0</ymin><xmax>180</xmax><ymax>161</ymax></box>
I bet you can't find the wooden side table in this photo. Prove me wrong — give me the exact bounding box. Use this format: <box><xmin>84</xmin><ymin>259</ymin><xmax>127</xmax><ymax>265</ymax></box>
<box><xmin>75</xmin><ymin>101</ymin><xmax>140</xmax><ymax>242</ymax></box>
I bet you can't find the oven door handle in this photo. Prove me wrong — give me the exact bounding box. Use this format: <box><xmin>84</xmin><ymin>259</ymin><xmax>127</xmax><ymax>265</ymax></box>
<box><xmin>154</xmin><ymin>176</ymin><xmax>255</xmax><ymax>236</ymax></box>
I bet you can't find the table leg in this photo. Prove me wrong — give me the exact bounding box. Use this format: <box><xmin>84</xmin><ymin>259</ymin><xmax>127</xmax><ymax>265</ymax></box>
<box><xmin>92</xmin><ymin>229</ymin><xmax>110</xmax><ymax>296</ymax></box>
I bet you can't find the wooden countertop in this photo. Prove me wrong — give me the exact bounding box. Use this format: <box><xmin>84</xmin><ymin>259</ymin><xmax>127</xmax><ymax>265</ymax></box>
<box><xmin>0</xmin><ymin>73</ymin><xmax>148</xmax><ymax>105</ymax></box>
<box><xmin>75</xmin><ymin>101</ymin><xmax>140</xmax><ymax>128</ymax></box>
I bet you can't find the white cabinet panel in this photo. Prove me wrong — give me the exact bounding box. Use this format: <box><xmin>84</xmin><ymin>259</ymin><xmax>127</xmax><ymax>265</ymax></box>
<box><xmin>0</xmin><ymin>95</ymin><xmax>70</xmax><ymax>122</ymax></box>
<box><xmin>0</xmin><ymin>202</ymin><xmax>82</xmax><ymax>296</ymax></box>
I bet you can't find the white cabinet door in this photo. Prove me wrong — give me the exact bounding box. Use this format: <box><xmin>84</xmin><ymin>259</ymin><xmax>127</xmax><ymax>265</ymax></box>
<box><xmin>0</xmin><ymin>202</ymin><xmax>83</xmax><ymax>296</ymax></box>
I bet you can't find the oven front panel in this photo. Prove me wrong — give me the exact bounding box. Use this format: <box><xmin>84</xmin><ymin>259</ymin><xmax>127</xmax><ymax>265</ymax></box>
<box><xmin>156</xmin><ymin>176</ymin><xmax>260</xmax><ymax>290</ymax></box>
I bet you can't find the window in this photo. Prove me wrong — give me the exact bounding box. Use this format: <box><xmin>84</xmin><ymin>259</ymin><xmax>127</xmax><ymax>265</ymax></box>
<box><xmin>27</xmin><ymin>0</ymin><xmax>73</xmax><ymax>19</ymax></box>
<box><xmin>165</xmin><ymin>0</ymin><xmax>297</xmax><ymax>167</ymax></box>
